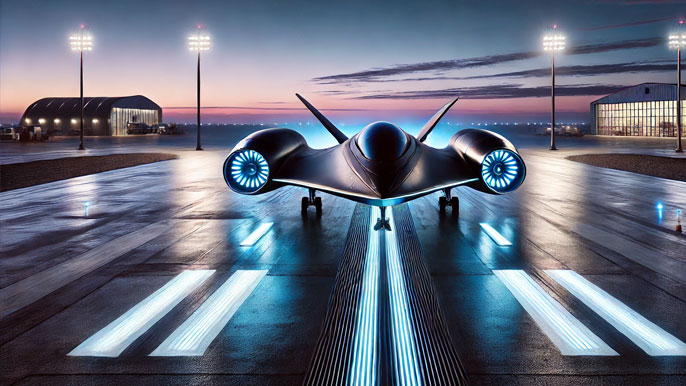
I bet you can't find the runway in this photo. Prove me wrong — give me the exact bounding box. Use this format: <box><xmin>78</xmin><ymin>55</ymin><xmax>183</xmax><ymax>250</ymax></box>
<box><xmin>0</xmin><ymin>135</ymin><xmax>685</xmax><ymax>385</ymax></box>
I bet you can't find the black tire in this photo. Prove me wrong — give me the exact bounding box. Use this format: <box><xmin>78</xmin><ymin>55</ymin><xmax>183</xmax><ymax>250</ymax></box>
<box><xmin>438</xmin><ymin>196</ymin><xmax>447</xmax><ymax>212</ymax></box>
<box><xmin>301</xmin><ymin>197</ymin><xmax>309</xmax><ymax>213</ymax></box>
<box><xmin>450</xmin><ymin>197</ymin><xmax>459</xmax><ymax>215</ymax></box>
<box><xmin>314</xmin><ymin>197</ymin><xmax>322</xmax><ymax>214</ymax></box>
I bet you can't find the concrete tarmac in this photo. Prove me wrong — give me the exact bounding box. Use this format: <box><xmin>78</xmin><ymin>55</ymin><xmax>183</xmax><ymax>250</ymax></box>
<box><xmin>0</xmin><ymin>131</ymin><xmax>684</xmax><ymax>385</ymax></box>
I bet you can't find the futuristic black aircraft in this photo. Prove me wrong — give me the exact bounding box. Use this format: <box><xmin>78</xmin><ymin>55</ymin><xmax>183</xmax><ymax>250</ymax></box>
<box><xmin>223</xmin><ymin>94</ymin><xmax>526</xmax><ymax>230</ymax></box>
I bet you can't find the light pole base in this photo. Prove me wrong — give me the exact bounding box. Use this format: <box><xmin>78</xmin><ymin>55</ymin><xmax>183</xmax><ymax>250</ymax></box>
<box><xmin>195</xmin><ymin>146</ymin><xmax>203</xmax><ymax>151</ymax></box>
<box><xmin>549</xmin><ymin>146</ymin><xmax>558</xmax><ymax>151</ymax></box>
<box><xmin>78</xmin><ymin>145</ymin><xmax>85</xmax><ymax>150</ymax></box>
<box><xmin>676</xmin><ymin>149</ymin><xmax>684</xmax><ymax>153</ymax></box>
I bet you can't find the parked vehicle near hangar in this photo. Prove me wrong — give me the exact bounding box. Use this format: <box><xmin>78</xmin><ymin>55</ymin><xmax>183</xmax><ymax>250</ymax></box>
<box><xmin>1</xmin><ymin>126</ymin><xmax>49</xmax><ymax>141</ymax></box>
<box><xmin>223</xmin><ymin>94</ymin><xmax>526</xmax><ymax>230</ymax></box>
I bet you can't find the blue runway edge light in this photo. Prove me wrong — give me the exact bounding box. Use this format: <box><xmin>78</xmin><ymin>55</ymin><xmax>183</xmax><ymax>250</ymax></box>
<box><xmin>225</xmin><ymin>149</ymin><xmax>269</xmax><ymax>193</ymax></box>
<box><xmin>481</xmin><ymin>149</ymin><xmax>525</xmax><ymax>193</ymax></box>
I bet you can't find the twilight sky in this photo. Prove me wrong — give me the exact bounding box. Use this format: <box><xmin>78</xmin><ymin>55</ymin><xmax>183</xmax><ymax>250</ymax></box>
<box><xmin>0</xmin><ymin>0</ymin><xmax>684</xmax><ymax>125</ymax></box>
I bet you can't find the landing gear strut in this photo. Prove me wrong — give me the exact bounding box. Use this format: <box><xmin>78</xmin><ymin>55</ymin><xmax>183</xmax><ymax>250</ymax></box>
<box><xmin>301</xmin><ymin>188</ymin><xmax>322</xmax><ymax>214</ymax></box>
<box><xmin>439</xmin><ymin>188</ymin><xmax>459</xmax><ymax>214</ymax></box>
<box><xmin>374</xmin><ymin>206</ymin><xmax>391</xmax><ymax>231</ymax></box>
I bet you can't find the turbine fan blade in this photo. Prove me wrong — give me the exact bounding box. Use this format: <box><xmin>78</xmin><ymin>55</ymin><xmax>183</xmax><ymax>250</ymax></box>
<box><xmin>295</xmin><ymin>93</ymin><xmax>348</xmax><ymax>144</ymax></box>
<box><xmin>416</xmin><ymin>97</ymin><xmax>459</xmax><ymax>143</ymax></box>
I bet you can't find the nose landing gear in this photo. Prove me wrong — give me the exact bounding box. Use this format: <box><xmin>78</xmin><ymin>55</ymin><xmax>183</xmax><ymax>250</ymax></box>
<box><xmin>301</xmin><ymin>188</ymin><xmax>322</xmax><ymax>214</ymax></box>
<box><xmin>374</xmin><ymin>206</ymin><xmax>391</xmax><ymax>231</ymax></box>
<box><xmin>438</xmin><ymin>188</ymin><xmax>459</xmax><ymax>214</ymax></box>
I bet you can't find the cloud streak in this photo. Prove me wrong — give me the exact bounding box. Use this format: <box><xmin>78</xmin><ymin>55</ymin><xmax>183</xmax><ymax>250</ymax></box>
<box><xmin>582</xmin><ymin>16</ymin><xmax>674</xmax><ymax>31</ymax></box>
<box><xmin>461</xmin><ymin>60</ymin><xmax>673</xmax><ymax>80</ymax></box>
<box><xmin>352</xmin><ymin>84</ymin><xmax>628</xmax><ymax>100</ymax></box>
<box><xmin>162</xmin><ymin>105</ymin><xmax>376</xmax><ymax>111</ymax></box>
<box><xmin>331</xmin><ymin>60</ymin><xmax>672</xmax><ymax>83</ymax></box>
<box><xmin>596</xmin><ymin>0</ymin><xmax>686</xmax><ymax>4</ymax></box>
<box><xmin>312</xmin><ymin>37</ymin><xmax>662</xmax><ymax>84</ymax></box>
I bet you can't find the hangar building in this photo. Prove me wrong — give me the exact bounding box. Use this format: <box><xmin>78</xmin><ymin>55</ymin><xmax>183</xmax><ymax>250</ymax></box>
<box><xmin>590</xmin><ymin>83</ymin><xmax>686</xmax><ymax>137</ymax></box>
<box><xmin>19</xmin><ymin>95</ymin><xmax>162</xmax><ymax>136</ymax></box>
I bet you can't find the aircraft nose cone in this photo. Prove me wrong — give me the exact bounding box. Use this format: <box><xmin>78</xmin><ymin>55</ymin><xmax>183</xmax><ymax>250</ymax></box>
<box><xmin>356</xmin><ymin>121</ymin><xmax>408</xmax><ymax>161</ymax></box>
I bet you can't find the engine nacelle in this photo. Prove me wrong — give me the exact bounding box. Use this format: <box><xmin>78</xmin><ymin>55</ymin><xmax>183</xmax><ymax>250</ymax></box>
<box><xmin>223</xmin><ymin>128</ymin><xmax>307</xmax><ymax>194</ymax></box>
<box><xmin>449</xmin><ymin>129</ymin><xmax>526</xmax><ymax>194</ymax></box>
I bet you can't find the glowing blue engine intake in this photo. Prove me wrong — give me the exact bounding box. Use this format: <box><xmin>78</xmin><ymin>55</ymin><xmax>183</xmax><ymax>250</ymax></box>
<box><xmin>224</xmin><ymin>149</ymin><xmax>270</xmax><ymax>193</ymax></box>
<box><xmin>481</xmin><ymin>149</ymin><xmax>525</xmax><ymax>193</ymax></box>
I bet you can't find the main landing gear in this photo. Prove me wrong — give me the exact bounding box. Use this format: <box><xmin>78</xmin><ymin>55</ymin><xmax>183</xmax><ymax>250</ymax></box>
<box><xmin>374</xmin><ymin>206</ymin><xmax>391</xmax><ymax>231</ymax></box>
<box><xmin>301</xmin><ymin>188</ymin><xmax>322</xmax><ymax>214</ymax></box>
<box><xmin>439</xmin><ymin>188</ymin><xmax>459</xmax><ymax>214</ymax></box>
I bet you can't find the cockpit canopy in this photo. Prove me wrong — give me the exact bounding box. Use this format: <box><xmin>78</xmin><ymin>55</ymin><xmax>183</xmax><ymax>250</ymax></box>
<box><xmin>356</xmin><ymin>121</ymin><xmax>408</xmax><ymax>161</ymax></box>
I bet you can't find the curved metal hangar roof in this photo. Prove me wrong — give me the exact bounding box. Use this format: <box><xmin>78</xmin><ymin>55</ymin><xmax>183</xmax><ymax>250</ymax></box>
<box><xmin>19</xmin><ymin>95</ymin><xmax>162</xmax><ymax>136</ymax></box>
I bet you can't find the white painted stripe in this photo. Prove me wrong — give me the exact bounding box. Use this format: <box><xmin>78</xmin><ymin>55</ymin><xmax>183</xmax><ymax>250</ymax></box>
<box><xmin>0</xmin><ymin>219</ymin><xmax>183</xmax><ymax>319</ymax></box>
<box><xmin>494</xmin><ymin>270</ymin><xmax>617</xmax><ymax>356</ymax></box>
<box><xmin>349</xmin><ymin>207</ymin><xmax>380</xmax><ymax>386</ymax></box>
<box><xmin>386</xmin><ymin>209</ymin><xmax>421</xmax><ymax>385</ymax></box>
<box><xmin>68</xmin><ymin>270</ymin><xmax>214</xmax><ymax>357</ymax></box>
<box><xmin>480</xmin><ymin>223</ymin><xmax>512</xmax><ymax>246</ymax></box>
<box><xmin>545</xmin><ymin>270</ymin><xmax>686</xmax><ymax>356</ymax></box>
<box><xmin>150</xmin><ymin>270</ymin><xmax>267</xmax><ymax>356</ymax></box>
<box><xmin>240</xmin><ymin>222</ymin><xmax>273</xmax><ymax>246</ymax></box>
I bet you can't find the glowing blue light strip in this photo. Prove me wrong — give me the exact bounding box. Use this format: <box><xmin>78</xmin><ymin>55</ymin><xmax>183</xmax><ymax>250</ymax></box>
<box><xmin>150</xmin><ymin>270</ymin><xmax>267</xmax><ymax>356</ymax></box>
<box><xmin>494</xmin><ymin>270</ymin><xmax>617</xmax><ymax>356</ymax></box>
<box><xmin>545</xmin><ymin>270</ymin><xmax>686</xmax><ymax>356</ymax></box>
<box><xmin>386</xmin><ymin>209</ymin><xmax>422</xmax><ymax>385</ymax></box>
<box><xmin>480</xmin><ymin>223</ymin><xmax>513</xmax><ymax>246</ymax></box>
<box><xmin>349</xmin><ymin>207</ymin><xmax>380</xmax><ymax>386</ymax></box>
<box><xmin>68</xmin><ymin>270</ymin><xmax>214</xmax><ymax>357</ymax></box>
<box><xmin>240</xmin><ymin>222</ymin><xmax>273</xmax><ymax>246</ymax></box>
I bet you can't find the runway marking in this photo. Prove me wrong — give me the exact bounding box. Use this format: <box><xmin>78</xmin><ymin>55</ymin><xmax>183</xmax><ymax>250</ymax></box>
<box><xmin>494</xmin><ymin>270</ymin><xmax>618</xmax><ymax>356</ymax></box>
<box><xmin>0</xmin><ymin>219</ymin><xmax>186</xmax><ymax>320</ymax></box>
<box><xmin>150</xmin><ymin>270</ymin><xmax>267</xmax><ymax>356</ymax></box>
<box><xmin>68</xmin><ymin>270</ymin><xmax>214</xmax><ymax>357</ymax></box>
<box><xmin>386</xmin><ymin>209</ymin><xmax>421</xmax><ymax>385</ymax></box>
<box><xmin>545</xmin><ymin>270</ymin><xmax>686</xmax><ymax>356</ymax></box>
<box><xmin>349</xmin><ymin>207</ymin><xmax>380</xmax><ymax>386</ymax></box>
<box><xmin>240</xmin><ymin>222</ymin><xmax>273</xmax><ymax>246</ymax></box>
<box><xmin>572</xmin><ymin>223</ymin><xmax>686</xmax><ymax>286</ymax></box>
<box><xmin>480</xmin><ymin>223</ymin><xmax>512</xmax><ymax>246</ymax></box>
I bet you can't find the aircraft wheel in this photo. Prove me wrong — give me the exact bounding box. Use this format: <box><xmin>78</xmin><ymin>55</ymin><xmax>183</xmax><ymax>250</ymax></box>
<box><xmin>450</xmin><ymin>197</ymin><xmax>459</xmax><ymax>215</ymax></box>
<box><xmin>301</xmin><ymin>197</ymin><xmax>309</xmax><ymax>213</ymax></box>
<box><xmin>438</xmin><ymin>196</ymin><xmax>447</xmax><ymax>212</ymax></box>
<box><xmin>314</xmin><ymin>197</ymin><xmax>322</xmax><ymax>214</ymax></box>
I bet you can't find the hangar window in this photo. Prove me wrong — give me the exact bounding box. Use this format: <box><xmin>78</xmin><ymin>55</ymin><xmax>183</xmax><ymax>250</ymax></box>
<box><xmin>596</xmin><ymin>100</ymin><xmax>683</xmax><ymax>137</ymax></box>
<box><xmin>644</xmin><ymin>87</ymin><xmax>649</xmax><ymax>94</ymax></box>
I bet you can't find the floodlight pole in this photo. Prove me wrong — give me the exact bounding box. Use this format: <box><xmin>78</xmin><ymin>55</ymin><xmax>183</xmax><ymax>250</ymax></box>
<box><xmin>550</xmin><ymin>50</ymin><xmax>557</xmax><ymax>150</ymax></box>
<box><xmin>78</xmin><ymin>29</ymin><xmax>85</xmax><ymax>150</ymax></box>
<box><xmin>677</xmin><ymin>46</ymin><xmax>683</xmax><ymax>153</ymax></box>
<box><xmin>196</xmin><ymin>49</ymin><xmax>202</xmax><ymax>151</ymax></box>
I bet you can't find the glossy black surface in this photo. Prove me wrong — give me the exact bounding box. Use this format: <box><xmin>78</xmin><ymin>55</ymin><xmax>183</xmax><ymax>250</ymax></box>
<box><xmin>356</xmin><ymin>121</ymin><xmax>409</xmax><ymax>161</ymax></box>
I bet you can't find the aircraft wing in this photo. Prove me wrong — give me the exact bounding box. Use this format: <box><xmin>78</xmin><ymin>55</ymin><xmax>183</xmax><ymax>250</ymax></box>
<box><xmin>272</xmin><ymin>139</ymin><xmax>478</xmax><ymax>206</ymax></box>
<box><xmin>271</xmin><ymin>143</ymin><xmax>382</xmax><ymax>203</ymax></box>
